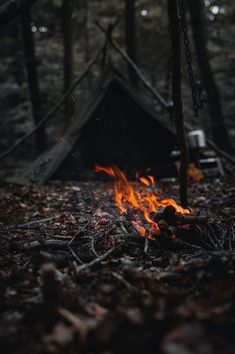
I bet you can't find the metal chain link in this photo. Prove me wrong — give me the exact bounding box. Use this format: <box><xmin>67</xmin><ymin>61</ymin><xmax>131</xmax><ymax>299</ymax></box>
<box><xmin>178</xmin><ymin>0</ymin><xmax>199</xmax><ymax>118</ymax></box>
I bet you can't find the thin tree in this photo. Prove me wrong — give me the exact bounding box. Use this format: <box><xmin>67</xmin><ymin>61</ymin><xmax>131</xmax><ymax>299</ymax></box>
<box><xmin>61</xmin><ymin>0</ymin><xmax>74</xmax><ymax>125</ymax></box>
<box><xmin>188</xmin><ymin>0</ymin><xmax>231</xmax><ymax>151</ymax></box>
<box><xmin>124</xmin><ymin>0</ymin><xmax>138</xmax><ymax>87</ymax></box>
<box><xmin>83</xmin><ymin>0</ymin><xmax>92</xmax><ymax>88</ymax></box>
<box><xmin>168</xmin><ymin>0</ymin><xmax>189</xmax><ymax>206</ymax></box>
<box><xmin>21</xmin><ymin>8</ymin><xmax>47</xmax><ymax>152</ymax></box>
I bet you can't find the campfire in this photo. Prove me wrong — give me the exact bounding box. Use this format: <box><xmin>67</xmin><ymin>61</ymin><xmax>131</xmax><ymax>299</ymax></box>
<box><xmin>95</xmin><ymin>165</ymin><xmax>192</xmax><ymax>241</ymax></box>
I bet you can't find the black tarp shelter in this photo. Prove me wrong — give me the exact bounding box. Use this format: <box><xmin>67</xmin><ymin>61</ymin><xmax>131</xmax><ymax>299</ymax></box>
<box><xmin>8</xmin><ymin>68</ymin><xmax>177</xmax><ymax>185</ymax></box>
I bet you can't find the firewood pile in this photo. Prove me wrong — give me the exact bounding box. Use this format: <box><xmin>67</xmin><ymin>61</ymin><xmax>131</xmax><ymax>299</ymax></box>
<box><xmin>0</xmin><ymin>176</ymin><xmax>235</xmax><ymax>354</ymax></box>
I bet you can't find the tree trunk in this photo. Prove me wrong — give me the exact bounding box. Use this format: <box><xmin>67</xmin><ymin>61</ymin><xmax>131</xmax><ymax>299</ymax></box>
<box><xmin>124</xmin><ymin>0</ymin><xmax>138</xmax><ymax>87</ymax></box>
<box><xmin>188</xmin><ymin>0</ymin><xmax>231</xmax><ymax>151</ymax></box>
<box><xmin>62</xmin><ymin>0</ymin><xmax>74</xmax><ymax>125</ymax></box>
<box><xmin>21</xmin><ymin>8</ymin><xmax>47</xmax><ymax>153</ymax></box>
<box><xmin>168</xmin><ymin>0</ymin><xmax>189</xmax><ymax>206</ymax></box>
<box><xmin>83</xmin><ymin>0</ymin><xmax>92</xmax><ymax>88</ymax></box>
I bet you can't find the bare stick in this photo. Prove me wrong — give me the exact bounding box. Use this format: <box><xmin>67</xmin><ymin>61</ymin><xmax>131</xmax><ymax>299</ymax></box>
<box><xmin>110</xmin><ymin>271</ymin><xmax>136</xmax><ymax>291</ymax></box>
<box><xmin>67</xmin><ymin>208</ymin><xmax>101</xmax><ymax>264</ymax></box>
<box><xmin>9</xmin><ymin>215</ymin><xmax>61</xmax><ymax>229</ymax></box>
<box><xmin>91</xmin><ymin>236</ymin><xmax>99</xmax><ymax>258</ymax></box>
<box><xmin>68</xmin><ymin>244</ymin><xmax>84</xmax><ymax>265</ymax></box>
<box><xmin>73</xmin><ymin>243</ymin><xmax>124</xmax><ymax>274</ymax></box>
<box><xmin>144</xmin><ymin>228</ymin><xmax>149</xmax><ymax>254</ymax></box>
<box><xmin>15</xmin><ymin>239</ymin><xmax>71</xmax><ymax>251</ymax></box>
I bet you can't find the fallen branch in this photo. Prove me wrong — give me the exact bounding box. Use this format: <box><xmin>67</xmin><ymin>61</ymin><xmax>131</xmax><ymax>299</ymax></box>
<box><xmin>8</xmin><ymin>215</ymin><xmax>61</xmax><ymax>229</ymax></box>
<box><xmin>14</xmin><ymin>239</ymin><xmax>71</xmax><ymax>251</ymax></box>
<box><xmin>73</xmin><ymin>243</ymin><xmax>124</xmax><ymax>274</ymax></box>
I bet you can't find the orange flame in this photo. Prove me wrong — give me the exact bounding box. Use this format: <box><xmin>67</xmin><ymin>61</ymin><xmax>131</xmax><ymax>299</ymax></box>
<box><xmin>95</xmin><ymin>165</ymin><xmax>190</xmax><ymax>237</ymax></box>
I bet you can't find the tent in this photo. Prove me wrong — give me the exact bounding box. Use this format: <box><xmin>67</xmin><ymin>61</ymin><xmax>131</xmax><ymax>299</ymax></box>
<box><xmin>8</xmin><ymin>67</ymin><xmax>177</xmax><ymax>185</ymax></box>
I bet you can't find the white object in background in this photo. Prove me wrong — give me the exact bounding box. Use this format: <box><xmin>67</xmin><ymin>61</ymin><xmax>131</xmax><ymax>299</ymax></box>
<box><xmin>188</xmin><ymin>130</ymin><xmax>206</xmax><ymax>149</ymax></box>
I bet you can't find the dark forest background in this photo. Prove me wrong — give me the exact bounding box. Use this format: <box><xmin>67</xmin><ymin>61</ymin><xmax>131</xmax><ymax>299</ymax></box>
<box><xmin>0</xmin><ymin>0</ymin><xmax>234</xmax><ymax>165</ymax></box>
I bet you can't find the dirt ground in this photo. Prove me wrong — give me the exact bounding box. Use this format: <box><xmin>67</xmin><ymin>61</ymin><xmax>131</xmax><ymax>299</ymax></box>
<box><xmin>0</xmin><ymin>176</ymin><xmax>235</xmax><ymax>354</ymax></box>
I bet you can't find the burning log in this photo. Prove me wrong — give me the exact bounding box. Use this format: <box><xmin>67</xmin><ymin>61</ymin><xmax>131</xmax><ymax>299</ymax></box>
<box><xmin>95</xmin><ymin>165</ymin><xmax>209</xmax><ymax>249</ymax></box>
<box><xmin>150</xmin><ymin>205</ymin><xmax>208</xmax><ymax>226</ymax></box>
<box><xmin>158</xmin><ymin>220</ymin><xmax>177</xmax><ymax>239</ymax></box>
<box><xmin>95</xmin><ymin>165</ymin><xmax>191</xmax><ymax>238</ymax></box>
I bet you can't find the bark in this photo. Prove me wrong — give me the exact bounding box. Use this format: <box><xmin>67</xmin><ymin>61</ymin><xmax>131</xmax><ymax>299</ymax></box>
<box><xmin>124</xmin><ymin>0</ymin><xmax>138</xmax><ymax>87</ymax></box>
<box><xmin>21</xmin><ymin>8</ymin><xmax>47</xmax><ymax>152</ymax></box>
<box><xmin>168</xmin><ymin>0</ymin><xmax>189</xmax><ymax>206</ymax></box>
<box><xmin>188</xmin><ymin>0</ymin><xmax>231</xmax><ymax>151</ymax></box>
<box><xmin>0</xmin><ymin>0</ymin><xmax>36</xmax><ymax>30</ymax></box>
<box><xmin>62</xmin><ymin>0</ymin><xmax>74</xmax><ymax>124</ymax></box>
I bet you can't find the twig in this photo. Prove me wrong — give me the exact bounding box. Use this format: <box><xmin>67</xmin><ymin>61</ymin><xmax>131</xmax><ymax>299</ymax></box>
<box><xmin>9</xmin><ymin>215</ymin><xmax>61</xmax><ymax>229</ymax></box>
<box><xmin>110</xmin><ymin>271</ymin><xmax>136</xmax><ymax>291</ymax></box>
<box><xmin>15</xmin><ymin>239</ymin><xmax>71</xmax><ymax>251</ymax></box>
<box><xmin>68</xmin><ymin>208</ymin><xmax>101</xmax><ymax>264</ymax></box>
<box><xmin>67</xmin><ymin>244</ymin><xmax>84</xmax><ymax>265</ymax></box>
<box><xmin>144</xmin><ymin>228</ymin><xmax>149</xmax><ymax>254</ymax></box>
<box><xmin>51</xmin><ymin>234</ymin><xmax>73</xmax><ymax>240</ymax></box>
<box><xmin>120</xmin><ymin>222</ymin><xmax>129</xmax><ymax>234</ymax></box>
<box><xmin>205</xmin><ymin>224</ymin><xmax>219</xmax><ymax>250</ymax></box>
<box><xmin>182</xmin><ymin>241</ymin><xmax>203</xmax><ymax>250</ymax></box>
<box><xmin>69</xmin><ymin>208</ymin><xmax>100</xmax><ymax>245</ymax></box>
<box><xmin>73</xmin><ymin>243</ymin><xmax>124</xmax><ymax>274</ymax></box>
<box><xmin>91</xmin><ymin>236</ymin><xmax>99</xmax><ymax>257</ymax></box>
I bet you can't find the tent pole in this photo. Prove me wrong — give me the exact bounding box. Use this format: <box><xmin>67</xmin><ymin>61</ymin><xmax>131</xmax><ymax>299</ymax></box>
<box><xmin>168</xmin><ymin>0</ymin><xmax>189</xmax><ymax>206</ymax></box>
<box><xmin>96</xmin><ymin>21</ymin><xmax>172</xmax><ymax>111</ymax></box>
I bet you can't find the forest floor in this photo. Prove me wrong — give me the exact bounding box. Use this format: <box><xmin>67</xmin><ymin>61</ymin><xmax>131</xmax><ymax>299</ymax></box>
<box><xmin>0</xmin><ymin>176</ymin><xmax>235</xmax><ymax>354</ymax></box>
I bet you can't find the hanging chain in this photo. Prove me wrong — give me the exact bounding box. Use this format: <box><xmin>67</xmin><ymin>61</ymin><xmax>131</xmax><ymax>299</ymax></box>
<box><xmin>178</xmin><ymin>0</ymin><xmax>199</xmax><ymax>118</ymax></box>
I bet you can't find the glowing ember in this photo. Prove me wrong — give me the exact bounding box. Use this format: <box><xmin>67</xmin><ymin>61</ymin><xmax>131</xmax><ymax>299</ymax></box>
<box><xmin>95</xmin><ymin>165</ymin><xmax>190</xmax><ymax>238</ymax></box>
